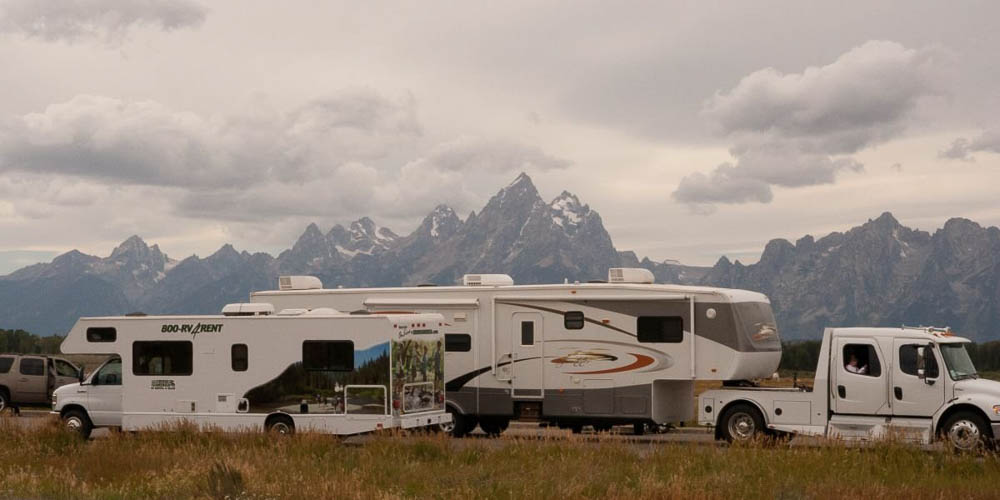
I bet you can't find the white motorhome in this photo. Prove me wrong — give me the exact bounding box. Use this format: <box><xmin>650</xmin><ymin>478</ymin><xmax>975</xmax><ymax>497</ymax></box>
<box><xmin>700</xmin><ymin>326</ymin><xmax>1000</xmax><ymax>451</ymax></box>
<box><xmin>53</xmin><ymin>305</ymin><xmax>450</xmax><ymax>438</ymax></box>
<box><xmin>249</xmin><ymin>269</ymin><xmax>782</xmax><ymax>436</ymax></box>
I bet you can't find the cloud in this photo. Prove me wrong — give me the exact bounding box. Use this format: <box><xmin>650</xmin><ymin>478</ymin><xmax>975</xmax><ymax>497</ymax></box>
<box><xmin>0</xmin><ymin>91</ymin><xmax>421</xmax><ymax>189</ymax></box>
<box><xmin>939</xmin><ymin>128</ymin><xmax>1000</xmax><ymax>161</ymax></box>
<box><xmin>409</xmin><ymin>136</ymin><xmax>571</xmax><ymax>174</ymax></box>
<box><xmin>0</xmin><ymin>0</ymin><xmax>207</xmax><ymax>43</ymax></box>
<box><xmin>674</xmin><ymin>40</ymin><xmax>945</xmax><ymax>210</ymax></box>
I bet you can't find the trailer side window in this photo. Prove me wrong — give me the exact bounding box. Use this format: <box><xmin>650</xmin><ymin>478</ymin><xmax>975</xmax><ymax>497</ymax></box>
<box><xmin>445</xmin><ymin>334</ymin><xmax>472</xmax><ymax>352</ymax></box>
<box><xmin>564</xmin><ymin>311</ymin><xmax>585</xmax><ymax>330</ymax></box>
<box><xmin>231</xmin><ymin>344</ymin><xmax>248</xmax><ymax>372</ymax></box>
<box><xmin>303</xmin><ymin>341</ymin><xmax>354</xmax><ymax>372</ymax></box>
<box><xmin>899</xmin><ymin>344</ymin><xmax>938</xmax><ymax>378</ymax></box>
<box><xmin>86</xmin><ymin>327</ymin><xmax>117</xmax><ymax>343</ymax></box>
<box><xmin>637</xmin><ymin>316</ymin><xmax>684</xmax><ymax>343</ymax></box>
<box><xmin>19</xmin><ymin>358</ymin><xmax>44</xmax><ymax>376</ymax></box>
<box><xmin>0</xmin><ymin>356</ymin><xmax>13</xmax><ymax>374</ymax></box>
<box><xmin>520</xmin><ymin>321</ymin><xmax>535</xmax><ymax>346</ymax></box>
<box><xmin>133</xmin><ymin>341</ymin><xmax>193</xmax><ymax>376</ymax></box>
<box><xmin>842</xmin><ymin>344</ymin><xmax>881</xmax><ymax>377</ymax></box>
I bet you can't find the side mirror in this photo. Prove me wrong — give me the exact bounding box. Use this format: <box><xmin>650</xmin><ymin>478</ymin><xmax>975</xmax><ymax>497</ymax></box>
<box><xmin>916</xmin><ymin>347</ymin><xmax>926</xmax><ymax>379</ymax></box>
<box><xmin>77</xmin><ymin>367</ymin><xmax>85</xmax><ymax>383</ymax></box>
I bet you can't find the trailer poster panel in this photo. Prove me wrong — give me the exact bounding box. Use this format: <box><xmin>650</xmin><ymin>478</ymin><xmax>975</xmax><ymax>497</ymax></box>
<box><xmin>244</xmin><ymin>342</ymin><xmax>390</xmax><ymax>415</ymax></box>
<box><xmin>391</xmin><ymin>337</ymin><xmax>444</xmax><ymax>415</ymax></box>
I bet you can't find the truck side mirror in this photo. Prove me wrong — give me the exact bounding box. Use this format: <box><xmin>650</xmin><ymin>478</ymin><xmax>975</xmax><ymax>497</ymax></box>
<box><xmin>77</xmin><ymin>367</ymin><xmax>85</xmax><ymax>383</ymax></box>
<box><xmin>916</xmin><ymin>347</ymin><xmax>926</xmax><ymax>379</ymax></box>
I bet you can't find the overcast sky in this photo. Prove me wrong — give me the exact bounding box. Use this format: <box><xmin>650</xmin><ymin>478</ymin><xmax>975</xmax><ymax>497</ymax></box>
<box><xmin>1</xmin><ymin>0</ymin><xmax>999</xmax><ymax>273</ymax></box>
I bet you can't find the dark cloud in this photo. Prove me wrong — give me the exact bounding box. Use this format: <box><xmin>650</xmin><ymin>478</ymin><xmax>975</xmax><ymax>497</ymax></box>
<box><xmin>940</xmin><ymin>129</ymin><xmax>1000</xmax><ymax>161</ymax></box>
<box><xmin>0</xmin><ymin>0</ymin><xmax>207</xmax><ymax>43</ymax></box>
<box><xmin>674</xmin><ymin>40</ymin><xmax>944</xmax><ymax>210</ymax></box>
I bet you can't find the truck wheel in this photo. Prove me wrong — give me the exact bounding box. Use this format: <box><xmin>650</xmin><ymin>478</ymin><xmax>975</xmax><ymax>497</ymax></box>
<box><xmin>941</xmin><ymin>412</ymin><xmax>989</xmax><ymax>452</ymax></box>
<box><xmin>0</xmin><ymin>389</ymin><xmax>8</xmax><ymax>413</ymax></box>
<box><xmin>265</xmin><ymin>414</ymin><xmax>295</xmax><ymax>435</ymax></box>
<box><xmin>720</xmin><ymin>403</ymin><xmax>764</xmax><ymax>443</ymax></box>
<box><xmin>62</xmin><ymin>409</ymin><xmax>93</xmax><ymax>440</ymax></box>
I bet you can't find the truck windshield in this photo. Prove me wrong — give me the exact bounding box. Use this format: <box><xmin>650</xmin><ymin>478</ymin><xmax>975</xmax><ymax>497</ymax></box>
<box><xmin>939</xmin><ymin>343</ymin><xmax>978</xmax><ymax>381</ymax></box>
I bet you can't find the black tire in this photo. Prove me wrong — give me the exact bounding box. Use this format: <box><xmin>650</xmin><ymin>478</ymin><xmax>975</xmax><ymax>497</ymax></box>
<box><xmin>450</xmin><ymin>412</ymin><xmax>477</xmax><ymax>438</ymax></box>
<box><xmin>265</xmin><ymin>414</ymin><xmax>295</xmax><ymax>435</ymax></box>
<box><xmin>570</xmin><ymin>424</ymin><xmax>583</xmax><ymax>434</ymax></box>
<box><xmin>62</xmin><ymin>409</ymin><xmax>93</xmax><ymax>439</ymax></box>
<box><xmin>480</xmin><ymin>418</ymin><xmax>508</xmax><ymax>437</ymax></box>
<box><xmin>633</xmin><ymin>422</ymin><xmax>646</xmax><ymax>436</ymax></box>
<box><xmin>940</xmin><ymin>412</ymin><xmax>990</xmax><ymax>452</ymax></box>
<box><xmin>0</xmin><ymin>389</ymin><xmax>8</xmax><ymax>413</ymax></box>
<box><xmin>719</xmin><ymin>403</ymin><xmax>764</xmax><ymax>443</ymax></box>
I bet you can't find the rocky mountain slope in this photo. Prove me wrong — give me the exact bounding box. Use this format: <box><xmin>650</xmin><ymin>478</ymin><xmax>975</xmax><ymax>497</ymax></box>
<box><xmin>2</xmin><ymin>174</ymin><xmax>999</xmax><ymax>342</ymax></box>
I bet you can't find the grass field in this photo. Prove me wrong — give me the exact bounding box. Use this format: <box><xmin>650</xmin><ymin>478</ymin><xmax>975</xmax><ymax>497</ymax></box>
<box><xmin>1</xmin><ymin>418</ymin><xmax>998</xmax><ymax>500</ymax></box>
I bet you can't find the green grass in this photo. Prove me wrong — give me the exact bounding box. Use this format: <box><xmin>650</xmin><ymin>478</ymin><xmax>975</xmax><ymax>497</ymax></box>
<box><xmin>1</xmin><ymin>418</ymin><xmax>998</xmax><ymax>499</ymax></box>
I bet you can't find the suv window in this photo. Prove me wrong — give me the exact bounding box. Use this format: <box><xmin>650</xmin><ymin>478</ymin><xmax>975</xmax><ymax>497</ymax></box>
<box><xmin>54</xmin><ymin>359</ymin><xmax>78</xmax><ymax>377</ymax></box>
<box><xmin>94</xmin><ymin>359</ymin><xmax>122</xmax><ymax>386</ymax></box>
<box><xmin>899</xmin><ymin>344</ymin><xmax>939</xmax><ymax>378</ymax></box>
<box><xmin>843</xmin><ymin>344</ymin><xmax>882</xmax><ymax>377</ymax></box>
<box><xmin>19</xmin><ymin>358</ymin><xmax>44</xmax><ymax>376</ymax></box>
<box><xmin>0</xmin><ymin>356</ymin><xmax>13</xmax><ymax>374</ymax></box>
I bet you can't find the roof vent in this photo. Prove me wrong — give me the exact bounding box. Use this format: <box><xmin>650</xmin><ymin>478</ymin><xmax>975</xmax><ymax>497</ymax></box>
<box><xmin>278</xmin><ymin>275</ymin><xmax>323</xmax><ymax>291</ymax></box>
<box><xmin>304</xmin><ymin>307</ymin><xmax>341</xmax><ymax>316</ymax></box>
<box><xmin>276</xmin><ymin>308</ymin><xmax>309</xmax><ymax>316</ymax></box>
<box><xmin>608</xmin><ymin>268</ymin><xmax>655</xmax><ymax>284</ymax></box>
<box><xmin>222</xmin><ymin>303</ymin><xmax>275</xmax><ymax>316</ymax></box>
<box><xmin>462</xmin><ymin>274</ymin><xmax>514</xmax><ymax>286</ymax></box>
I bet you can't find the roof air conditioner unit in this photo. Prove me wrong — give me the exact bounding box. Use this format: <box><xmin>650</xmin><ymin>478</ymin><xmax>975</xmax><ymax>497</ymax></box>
<box><xmin>278</xmin><ymin>275</ymin><xmax>323</xmax><ymax>291</ymax></box>
<box><xmin>462</xmin><ymin>274</ymin><xmax>514</xmax><ymax>286</ymax></box>
<box><xmin>608</xmin><ymin>268</ymin><xmax>655</xmax><ymax>284</ymax></box>
<box><xmin>222</xmin><ymin>303</ymin><xmax>275</xmax><ymax>316</ymax></box>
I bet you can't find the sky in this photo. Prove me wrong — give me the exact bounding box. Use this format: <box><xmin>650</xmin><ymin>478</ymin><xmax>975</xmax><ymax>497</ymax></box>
<box><xmin>0</xmin><ymin>0</ymin><xmax>999</xmax><ymax>274</ymax></box>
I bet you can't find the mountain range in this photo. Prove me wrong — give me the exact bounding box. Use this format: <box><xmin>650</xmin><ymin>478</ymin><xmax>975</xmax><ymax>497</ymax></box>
<box><xmin>2</xmin><ymin>173</ymin><xmax>999</xmax><ymax>342</ymax></box>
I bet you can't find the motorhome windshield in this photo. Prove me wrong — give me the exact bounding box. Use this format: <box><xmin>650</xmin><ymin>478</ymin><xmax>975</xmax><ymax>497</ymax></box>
<box><xmin>939</xmin><ymin>343</ymin><xmax>978</xmax><ymax>381</ymax></box>
<box><xmin>734</xmin><ymin>302</ymin><xmax>780</xmax><ymax>351</ymax></box>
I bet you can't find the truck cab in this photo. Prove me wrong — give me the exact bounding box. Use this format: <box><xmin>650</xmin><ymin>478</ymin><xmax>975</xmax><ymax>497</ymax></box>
<box><xmin>51</xmin><ymin>357</ymin><xmax>123</xmax><ymax>437</ymax></box>
<box><xmin>699</xmin><ymin>327</ymin><xmax>1000</xmax><ymax>451</ymax></box>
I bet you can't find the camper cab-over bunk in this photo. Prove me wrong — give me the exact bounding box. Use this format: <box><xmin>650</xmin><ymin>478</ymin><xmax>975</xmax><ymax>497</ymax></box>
<box><xmin>249</xmin><ymin>268</ymin><xmax>781</xmax><ymax>436</ymax></box>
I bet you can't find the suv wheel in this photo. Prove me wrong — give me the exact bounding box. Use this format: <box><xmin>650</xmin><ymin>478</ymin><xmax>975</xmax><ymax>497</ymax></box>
<box><xmin>62</xmin><ymin>409</ymin><xmax>93</xmax><ymax>439</ymax></box>
<box><xmin>0</xmin><ymin>389</ymin><xmax>8</xmax><ymax>413</ymax></box>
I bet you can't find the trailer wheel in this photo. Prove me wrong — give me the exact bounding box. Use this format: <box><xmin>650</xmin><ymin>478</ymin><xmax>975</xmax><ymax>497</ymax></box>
<box><xmin>448</xmin><ymin>411</ymin><xmax>477</xmax><ymax>438</ymax></box>
<box><xmin>62</xmin><ymin>409</ymin><xmax>93</xmax><ymax>439</ymax></box>
<box><xmin>633</xmin><ymin>422</ymin><xmax>646</xmax><ymax>436</ymax></box>
<box><xmin>479</xmin><ymin>418</ymin><xmax>508</xmax><ymax>437</ymax></box>
<box><xmin>265</xmin><ymin>414</ymin><xmax>295</xmax><ymax>435</ymax></box>
<box><xmin>720</xmin><ymin>403</ymin><xmax>764</xmax><ymax>443</ymax></box>
<box><xmin>941</xmin><ymin>412</ymin><xmax>989</xmax><ymax>452</ymax></box>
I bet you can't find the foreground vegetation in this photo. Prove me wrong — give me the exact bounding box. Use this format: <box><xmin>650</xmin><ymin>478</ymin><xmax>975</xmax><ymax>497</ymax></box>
<box><xmin>1</xmin><ymin>418</ymin><xmax>998</xmax><ymax>499</ymax></box>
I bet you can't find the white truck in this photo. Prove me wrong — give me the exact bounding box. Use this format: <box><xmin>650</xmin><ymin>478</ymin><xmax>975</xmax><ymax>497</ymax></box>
<box><xmin>52</xmin><ymin>304</ymin><xmax>450</xmax><ymax>438</ymax></box>
<box><xmin>699</xmin><ymin>326</ymin><xmax>1000</xmax><ymax>451</ymax></box>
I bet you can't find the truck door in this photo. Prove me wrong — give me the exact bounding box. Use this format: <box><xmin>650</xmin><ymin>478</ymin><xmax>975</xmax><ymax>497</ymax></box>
<box><xmin>891</xmin><ymin>340</ymin><xmax>945</xmax><ymax>417</ymax></box>
<box><xmin>512</xmin><ymin>312</ymin><xmax>543</xmax><ymax>399</ymax></box>
<box><xmin>832</xmin><ymin>339</ymin><xmax>889</xmax><ymax>415</ymax></box>
<box><xmin>14</xmin><ymin>356</ymin><xmax>48</xmax><ymax>403</ymax></box>
<box><xmin>87</xmin><ymin>358</ymin><xmax>123</xmax><ymax>426</ymax></box>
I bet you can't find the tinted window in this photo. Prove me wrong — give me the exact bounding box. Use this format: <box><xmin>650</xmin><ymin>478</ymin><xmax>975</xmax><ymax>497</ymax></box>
<box><xmin>445</xmin><ymin>334</ymin><xmax>471</xmax><ymax>352</ymax></box>
<box><xmin>303</xmin><ymin>341</ymin><xmax>353</xmax><ymax>371</ymax></box>
<box><xmin>520</xmin><ymin>321</ymin><xmax>534</xmax><ymax>346</ymax></box>
<box><xmin>231</xmin><ymin>344</ymin><xmax>248</xmax><ymax>372</ymax></box>
<box><xmin>86</xmin><ymin>327</ymin><xmax>117</xmax><ymax>343</ymax></box>
<box><xmin>54</xmin><ymin>359</ymin><xmax>78</xmax><ymax>377</ymax></box>
<box><xmin>564</xmin><ymin>311</ymin><xmax>585</xmax><ymax>330</ymax></box>
<box><xmin>19</xmin><ymin>358</ymin><xmax>44</xmax><ymax>376</ymax></box>
<box><xmin>637</xmin><ymin>316</ymin><xmax>684</xmax><ymax>343</ymax></box>
<box><xmin>95</xmin><ymin>359</ymin><xmax>122</xmax><ymax>385</ymax></box>
<box><xmin>0</xmin><ymin>356</ymin><xmax>13</xmax><ymax>374</ymax></box>
<box><xmin>133</xmin><ymin>341</ymin><xmax>193</xmax><ymax>376</ymax></box>
<box><xmin>899</xmin><ymin>344</ymin><xmax>939</xmax><ymax>378</ymax></box>
<box><xmin>843</xmin><ymin>344</ymin><xmax>881</xmax><ymax>377</ymax></box>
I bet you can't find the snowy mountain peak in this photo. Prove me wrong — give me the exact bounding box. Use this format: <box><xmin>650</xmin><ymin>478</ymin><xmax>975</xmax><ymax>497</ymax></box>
<box><xmin>421</xmin><ymin>204</ymin><xmax>462</xmax><ymax>239</ymax></box>
<box><xmin>549</xmin><ymin>190</ymin><xmax>589</xmax><ymax>228</ymax></box>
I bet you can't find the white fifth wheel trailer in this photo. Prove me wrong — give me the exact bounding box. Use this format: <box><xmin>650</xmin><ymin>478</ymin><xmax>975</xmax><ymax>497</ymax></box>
<box><xmin>249</xmin><ymin>268</ymin><xmax>781</xmax><ymax>436</ymax></box>
<box><xmin>53</xmin><ymin>305</ymin><xmax>450</xmax><ymax>438</ymax></box>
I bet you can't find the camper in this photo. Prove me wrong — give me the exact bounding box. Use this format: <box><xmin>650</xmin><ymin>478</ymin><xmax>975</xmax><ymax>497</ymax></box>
<box><xmin>699</xmin><ymin>326</ymin><xmax>1000</xmax><ymax>451</ymax></box>
<box><xmin>53</xmin><ymin>304</ymin><xmax>450</xmax><ymax>438</ymax></box>
<box><xmin>249</xmin><ymin>269</ymin><xmax>781</xmax><ymax>436</ymax></box>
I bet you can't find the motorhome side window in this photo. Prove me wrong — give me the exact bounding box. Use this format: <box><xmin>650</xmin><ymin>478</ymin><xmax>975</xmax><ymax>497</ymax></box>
<box><xmin>899</xmin><ymin>344</ymin><xmax>938</xmax><ymax>378</ymax></box>
<box><xmin>521</xmin><ymin>322</ymin><xmax>534</xmax><ymax>346</ymax></box>
<box><xmin>303</xmin><ymin>341</ymin><xmax>354</xmax><ymax>371</ymax></box>
<box><xmin>232</xmin><ymin>344</ymin><xmax>249</xmax><ymax>372</ymax></box>
<box><xmin>445</xmin><ymin>334</ymin><xmax>472</xmax><ymax>352</ymax></box>
<box><xmin>564</xmin><ymin>311</ymin><xmax>584</xmax><ymax>330</ymax></box>
<box><xmin>19</xmin><ymin>358</ymin><xmax>44</xmax><ymax>376</ymax></box>
<box><xmin>86</xmin><ymin>327</ymin><xmax>117</xmax><ymax>343</ymax></box>
<box><xmin>0</xmin><ymin>356</ymin><xmax>13</xmax><ymax>373</ymax></box>
<box><xmin>842</xmin><ymin>344</ymin><xmax>881</xmax><ymax>377</ymax></box>
<box><xmin>637</xmin><ymin>316</ymin><xmax>684</xmax><ymax>343</ymax></box>
<box><xmin>133</xmin><ymin>341</ymin><xmax>193</xmax><ymax>376</ymax></box>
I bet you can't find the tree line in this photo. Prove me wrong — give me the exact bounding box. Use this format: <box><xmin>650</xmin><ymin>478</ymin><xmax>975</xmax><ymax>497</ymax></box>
<box><xmin>779</xmin><ymin>340</ymin><xmax>1000</xmax><ymax>373</ymax></box>
<box><xmin>0</xmin><ymin>329</ymin><xmax>63</xmax><ymax>355</ymax></box>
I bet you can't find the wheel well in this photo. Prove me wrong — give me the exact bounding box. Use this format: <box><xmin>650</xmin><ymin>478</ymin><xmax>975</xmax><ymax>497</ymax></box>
<box><xmin>264</xmin><ymin>412</ymin><xmax>294</xmax><ymax>429</ymax></box>
<box><xmin>936</xmin><ymin>404</ymin><xmax>994</xmax><ymax>439</ymax></box>
<box><xmin>714</xmin><ymin>399</ymin><xmax>767</xmax><ymax>439</ymax></box>
<box><xmin>59</xmin><ymin>404</ymin><xmax>89</xmax><ymax>419</ymax></box>
<box><xmin>0</xmin><ymin>385</ymin><xmax>9</xmax><ymax>398</ymax></box>
<box><xmin>445</xmin><ymin>401</ymin><xmax>467</xmax><ymax>415</ymax></box>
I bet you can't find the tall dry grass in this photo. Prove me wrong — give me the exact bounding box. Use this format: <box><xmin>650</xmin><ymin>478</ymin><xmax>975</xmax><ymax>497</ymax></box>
<box><xmin>0</xmin><ymin>417</ymin><xmax>997</xmax><ymax>499</ymax></box>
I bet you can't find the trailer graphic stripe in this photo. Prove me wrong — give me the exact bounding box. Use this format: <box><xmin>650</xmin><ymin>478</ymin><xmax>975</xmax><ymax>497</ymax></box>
<box><xmin>445</xmin><ymin>357</ymin><xmax>541</xmax><ymax>392</ymax></box>
<box><xmin>495</xmin><ymin>301</ymin><xmax>636</xmax><ymax>337</ymax></box>
<box><xmin>564</xmin><ymin>353</ymin><xmax>655</xmax><ymax>375</ymax></box>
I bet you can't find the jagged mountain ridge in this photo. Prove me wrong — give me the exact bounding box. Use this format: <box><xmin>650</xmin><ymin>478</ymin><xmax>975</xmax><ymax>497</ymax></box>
<box><xmin>2</xmin><ymin>174</ymin><xmax>999</xmax><ymax>343</ymax></box>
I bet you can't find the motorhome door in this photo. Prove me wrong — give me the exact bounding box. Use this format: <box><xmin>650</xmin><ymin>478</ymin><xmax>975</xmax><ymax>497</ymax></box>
<box><xmin>512</xmin><ymin>312</ymin><xmax>543</xmax><ymax>399</ymax></box>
